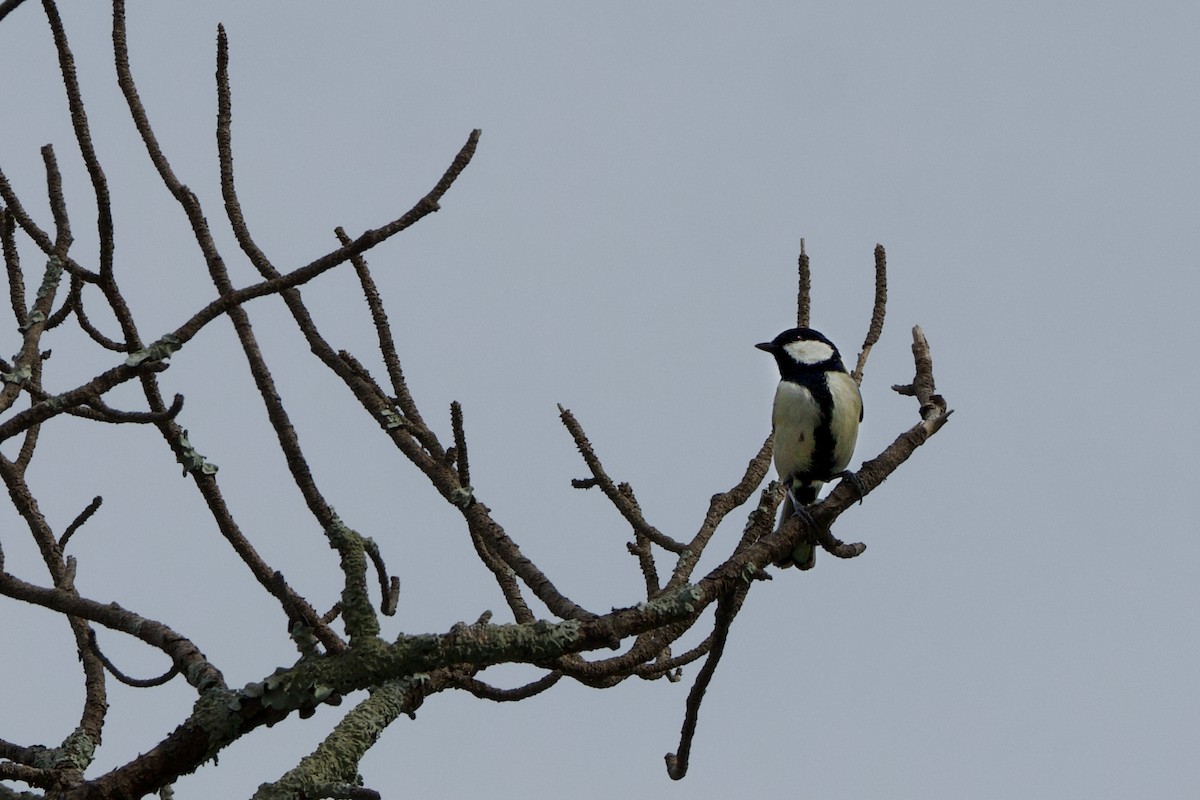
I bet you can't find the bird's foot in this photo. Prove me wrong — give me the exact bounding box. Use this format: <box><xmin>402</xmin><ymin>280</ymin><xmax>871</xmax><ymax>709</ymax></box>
<box><xmin>837</xmin><ymin>470</ymin><xmax>865</xmax><ymax>504</ymax></box>
<box><xmin>789</xmin><ymin>502</ymin><xmax>818</xmax><ymax>527</ymax></box>
<box><xmin>785</xmin><ymin>504</ymin><xmax>819</xmax><ymax>570</ymax></box>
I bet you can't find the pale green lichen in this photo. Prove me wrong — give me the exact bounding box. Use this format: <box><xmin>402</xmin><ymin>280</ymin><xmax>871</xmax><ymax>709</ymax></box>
<box><xmin>234</xmin><ymin>664</ymin><xmax>337</xmax><ymax>715</ymax></box>
<box><xmin>639</xmin><ymin>583</ymin><xmax>703</xmax><ymax>616</ymax></box>
<box><xmin>325</xmin><ymin>515</ymin><xmax>379</xmax><ymax>640</ymax></box>
<box><xmin>1</xmin><ymin>363</ymin><xmax>31</xmax><ymax>384</ymax></box>
<box><xmin>184</xmin><ymin>659</ymin><xmax>221</xmax><ymax>692</ymax></box>
<box><xmin>176</xmin><ymin>429</ymin><xmax>218</xmax><ymax>476</ymax></box>
<box><xmin>290</xmin><ymin>622</ymin><xmax>321</xmax><ymax>657</ymax></box>
<box><xmin>55</xmin><ymin>728</ymin><xmax>96</xmax><ymax>771</ymax></box>
<box><xmin>126</xmin><ymin>334</ymin><xmax>182</xmax><ymax>367</ymax></box>
<box><xmin>392</xmin><ymin>618</ymin><xmax>584</xmax><ymax>667</ymax></box>
<box><xmin>449</xmin><ymin>485</ymin><xmax>474</xmax><ymax>507</ymax></box>
<box><xmin>251</xmin><ymin>677</ymin><xmax>421</xmax><ymax>800</ymax></box>
<box><xmin>191</xmin><ymin>687</ymin><xmax>246</xmax><ymax>759</ymax></box>
<box><xmin>17</xmin><ymin>309</ymin><xmax>45</xmax><ymax>332</ymax></box>
<box><xmin>36</xmin><ymin>255</ymin><xmax>63</xmax><ymax>297</ymax></box>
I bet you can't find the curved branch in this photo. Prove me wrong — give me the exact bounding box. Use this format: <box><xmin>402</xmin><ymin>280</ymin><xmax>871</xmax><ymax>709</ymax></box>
<box><xmin>84</xmin><ymin>392</ymin><xmax>184</xmax><ymax>424</ymax></box>
<box><xmin>0</xmin><ymin>0</ymin><xmax>32</xmax><ymax>25</ymax></box>
<box><xmin>0</xmin><ymin>569</ymin><xmax>224</xmax><ymax>692</ymax></box>
<box><xmin>72</xmin><ymin>287</ymin><xmax>128</xmax><ymax>351</ymax></box>
<box><xmin>88</xmin><ymin>630</ymin><xmax>180</xmax><ymax>688</ymax></box>
<box><xmin>454</xmin><ymin>670</ymin><xmax>562</xmax><ymax>701</ymax></box>
<box><xmin>362</xmin><ymin>537</ymin><xmax>399</xmax><ymax>617</ymax></box>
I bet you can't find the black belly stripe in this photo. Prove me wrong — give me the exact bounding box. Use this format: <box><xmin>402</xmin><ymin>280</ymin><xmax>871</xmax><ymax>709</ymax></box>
<box><xmin>805</xmin><ymin>376</ymin><xmax>837</xmax><ymax>479</ymax></box>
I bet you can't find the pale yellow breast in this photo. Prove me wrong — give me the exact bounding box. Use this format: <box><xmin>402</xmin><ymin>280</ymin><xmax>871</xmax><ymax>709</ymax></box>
<box><xmin>771</xmin><ymin>381</ymin><xmax>820</xmax><ymax>479</ymax></box>
<box><xmin>826</xmin><ymin>371</ymin><xmax>862</xmax><ymax>473</ymax></box>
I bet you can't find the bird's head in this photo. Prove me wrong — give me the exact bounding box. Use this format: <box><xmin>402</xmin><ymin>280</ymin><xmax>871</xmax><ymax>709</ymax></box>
<box><xmin>756</xmin><ymin>327</ymin><xmax>846</xmax><ymax>377</ymax></box>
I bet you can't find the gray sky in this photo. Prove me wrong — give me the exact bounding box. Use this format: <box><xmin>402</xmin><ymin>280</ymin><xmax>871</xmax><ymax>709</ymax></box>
<box><xmin>2</xmin><ymin>2</ymin><xmax>1197</xmax><ymax>798</ymax></box>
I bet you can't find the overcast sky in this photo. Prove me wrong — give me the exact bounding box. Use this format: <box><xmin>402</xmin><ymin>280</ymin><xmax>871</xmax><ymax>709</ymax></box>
<box><xmin>2</xmin><ymin>2</ymin><xmax>1197</xmax><ymax>798</ymax></box>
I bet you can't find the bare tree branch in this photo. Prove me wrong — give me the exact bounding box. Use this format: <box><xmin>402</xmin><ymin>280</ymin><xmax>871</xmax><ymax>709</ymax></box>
<box><xmin>558</xmin><ymin>404</ymin><xmax>685</xmax><ymax>554</ymax></box>
<box><xmin>797</xmin><ymin>236</ymin><xmax>810</xmax><ymax>328</ymax></box>
<box><xmin>852</xmin><ymin>243</ymin><xmax>888</xmax><ymax>384</ymax></box>
<box><xmin>0</xmin><ymin>0</ymin><xmax>31</xmax><ymax>25</ymax></box>
<box><xmin>0</xmin><ymin>5</ymin><xmax>952</xmax><ymax>797</ymax></box>
<box><xmin>665</xmin><ymin>585</ymin><xmax>747</xmax><ymax>780</ymax></box>
<box><xmin>454</xmin><ymin>670</ymin><xmax>563</xmax><ymax>701</ymax></box>
<box><xmin>43</xmin><ymin>0</ymin><xmax>114</xmax><ymax>278</ymax></box>
<box><xmin>58</xmin><ymin>495</ymin><xmax>102</xmax><ymax>550</ymax></box>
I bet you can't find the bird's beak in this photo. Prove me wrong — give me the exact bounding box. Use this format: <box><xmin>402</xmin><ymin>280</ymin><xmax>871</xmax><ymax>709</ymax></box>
<box><xmin>755</xmin><ymin>342</ymin><xmax>774</xmax><ymax>353</ymax></box>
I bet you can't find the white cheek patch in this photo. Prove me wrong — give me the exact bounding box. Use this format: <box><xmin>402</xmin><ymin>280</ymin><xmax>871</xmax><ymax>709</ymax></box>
<box><xmin>783</xmin><ymin>339</ymin><xmax>834</xmax><ymax>365</ymax></box>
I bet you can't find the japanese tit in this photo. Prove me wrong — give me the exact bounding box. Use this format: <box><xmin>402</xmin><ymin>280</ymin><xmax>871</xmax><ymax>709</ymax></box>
<box><xmin>757</xmin><ymin>327</ymin><xmax>863</xmax><ymax>569</ymax></box>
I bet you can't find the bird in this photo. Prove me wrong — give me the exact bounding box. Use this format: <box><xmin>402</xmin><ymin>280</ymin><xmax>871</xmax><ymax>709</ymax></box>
<box><xmin>757</xmin><ymin>327</ymin><xmax>863</xmax><ymax>569</ymax></box>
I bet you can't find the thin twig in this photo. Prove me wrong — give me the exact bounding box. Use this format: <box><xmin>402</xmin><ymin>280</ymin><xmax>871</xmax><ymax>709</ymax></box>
<box><xmin>454</xmin><ymin>671</ymin><xmax>562</xmax><ymax>701</ymax></box>
<box><xmin>88</xmin><ymin>630</ymin><xmax>179</xmax><ymax>688</ymax></box>
<box><xmin>667</xmin><ymin>434</ymin><xmax>773</xmax><ymax>591</ymax></box>
<box><xmin>665</xmin><ymin>585</ymin><xmax>748</xmax><ymax>779</ymax></box>
<box><xmin>1</xmin><ymin>208</ymin><xmax>25</xmax><ymax>326</ymax></box>
<box><xmin>463</xmin><ymin>518</ymin><xmax>536</xmax><ymax>623</ymax></box>
<box><xmin>72</xmin><ymin>288</ymin><xmax>127</xmax><ymax>350</ymax></box>
<box><xmin>0</xmin><ymin>447</ymin><xmax>109</xmax><ymax>743</ymax></box>
<box><xmin>169</xmin><ymin>128</ymin><xmax>481</xmax><ymax>350</ymax></box>
<box><xmin>0</xmin><ymin>359</ymin><xmax>166</xmax><ymax>444</ymax></box>
<box><xmin>362</xmin><ymin>538</ymin><xmax>399</xmax><ymax>617</ymax></box>
<box><xmin>338</xmin><ymin>225</ymin><xmax>432</xmax><ymax>438</ymax></box>
<box><xmin>797</xmin><ymin>237</ymin><xmax>810</xmax><ymax>328</ymax></box>
<box><xmin>0</xmin><ymin>0</ymin><xmax>32</xmax><ymax>25</ymax></box>
<box><xmin>558</xmin><ymin>405</ymin><xmax>685</xmax><ymax>554</ymax></box>
<box><xmin>634</xmin><ymin>633</ymin><xmax>713</xmax><ymax>679</ymax></box>
<box><xmin>552</xmin><ymin>618</ymin><xmax>696</xmax><ymax>684</ymax></box>
<box><xmin>462</xmin><ymin>501</ymin><xmax>595</xmax><ymax>621</ymax></box>
<box><xmin>43</xmin><ymin>0</ymin><xmax>115</xmax><ymax>278</ymax></box>
<box><xmin>40</xmin><ymin>146</ymin><xmax>71</xmax><ymax>254</ymax></box>
<box><xmin>45</xmin><ymin>271</ymin><xmax>78</xmax><ymax>328</ymax></box>
<box><xmin>852</xmin><ymin>244</ymin><xmax>887</xmax><ymax>384</ymax></box>
<box><xmin>626</xmin><ymin>533</ymin><xmax>661</xmax><ymax>600</ymax></box>
<box><xmin>0</xmin><ymin>164</ymin><xmax>95</xmax><ymax>281</ymax></box>
<box><xmin>11</xmin><ymin>348</ymin><xmax>47</xmax><ymax>471</ymax></box>
<box><xmin>59</xmin><ymin>495</ymin><xmax>102</xmax><ymax>550</ymax></box>
<box><xmin>0</xmin><ymin>569</ymin><xmax>224</xmax><ymax>691</ymax></box>
<box><xmin>84</xmin><ymin>392</ymin><xmax>184</xmax><ymax>424</ymax></box>
<box><xmin>450</xmin><ymin>401</ymin><xmax>470</xmax><ymax>488</ymax></box>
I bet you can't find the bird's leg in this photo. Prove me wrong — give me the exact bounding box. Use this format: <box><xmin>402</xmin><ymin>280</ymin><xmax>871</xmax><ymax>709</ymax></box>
<box><xmin>782</xmin><ymin>490</ymin><xmax>819</xmax><ymax>570</ymax></box>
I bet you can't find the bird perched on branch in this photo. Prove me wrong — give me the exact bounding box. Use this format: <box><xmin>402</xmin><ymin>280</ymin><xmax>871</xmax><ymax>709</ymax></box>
<box><xmin>757</xmin><ymin>327</ymin><xmax>863</xmax><ymax>569</ymax></box>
